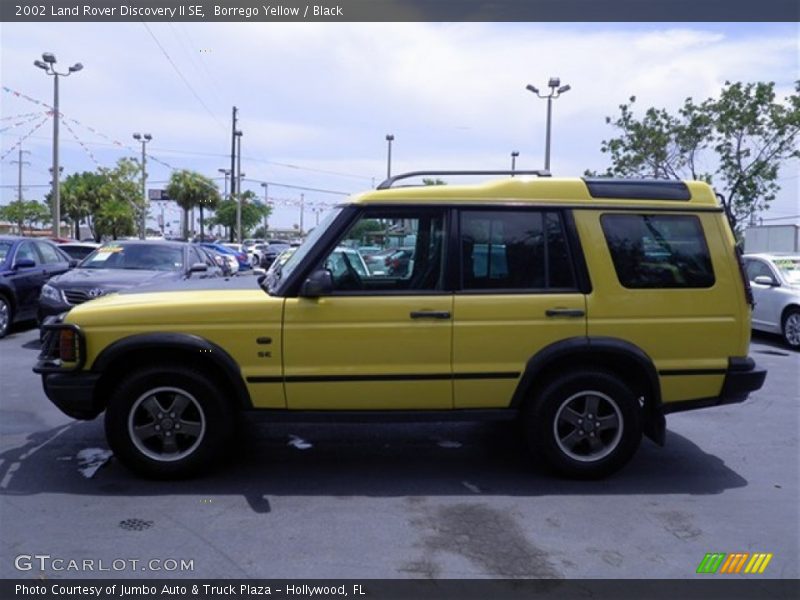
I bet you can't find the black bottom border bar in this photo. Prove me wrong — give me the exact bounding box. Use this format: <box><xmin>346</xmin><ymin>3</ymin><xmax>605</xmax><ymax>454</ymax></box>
<box><xmin>3</xmin><ymin>579</ymin><xmax>798</xmax><ymax>600</ymax></box>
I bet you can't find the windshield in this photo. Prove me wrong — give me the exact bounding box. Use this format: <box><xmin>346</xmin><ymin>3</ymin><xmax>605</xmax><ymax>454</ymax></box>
<box><xmin>81</xmin><ymin>244</ymin><xmax>185</xmax><ymax>271</ymax></box>
<box><xmin>0</xmin><ymin>242</ymin><xmax>11</xmax><ymax>264</ymax></box>
<box><xmin>267</xmin><ymin>207</ymin><xmax>343</xmax><ymax>292</ymax></box>
<box><xmin>774</xmin><ymin>257</ymin><xmax>800</xmax><ymax>286</ymax></box>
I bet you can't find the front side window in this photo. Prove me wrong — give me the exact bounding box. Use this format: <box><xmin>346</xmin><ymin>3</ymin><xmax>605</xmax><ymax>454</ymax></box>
<box><xmin>321</xmin><ymin>208</ymin><xmax>446</xmax><ymax>293</ymax></box>
<box><xmin>460</xmin><ymin>210</ymin><xmax>575</xmax><ymax>291</ymax></box>
<box><xmin>744</xmin><ymin>259</ymin><xmax>775</xmax><ymax>282</ymax></box>
<box><xmin>15</xmin><ymin>242</ymin><xmax>39</xmax><ymax>265</ymax></box>
<box><xmin>601</xmin><ymin>214</ymin><xmax>714</xmax><ymax>289</ymax></box>
<box><xmin>36</xmin><ymin>242</ymin><xmax>63</xmax><ymax>264</ymax></box>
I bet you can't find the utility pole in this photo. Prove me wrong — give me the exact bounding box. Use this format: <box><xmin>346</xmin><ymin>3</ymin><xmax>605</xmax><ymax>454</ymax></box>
<box><xmin>235</xmin><ymin>130</ymin><xmax>243</xmax><ymax>243</ymax></box>
<box><xmin>10</xmin><ymin>147</ymin><xmax>31</xmax><ymax>235</ymax></box>
<box><xmin>230</xmin><ymin>106</ymin><xmax>238</xmax><ymax>200</ymax></box>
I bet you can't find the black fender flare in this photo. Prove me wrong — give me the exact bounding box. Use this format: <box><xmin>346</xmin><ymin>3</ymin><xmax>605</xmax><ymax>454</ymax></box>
<box><xmin>511</xmin><ymin>336</ymin><xmax>665</xmax><ymax>445</ymax></box>
<box><xmin>92</xmin><ymin>332</ymin><xmax>252</xmax><ymax>409</ymax></box>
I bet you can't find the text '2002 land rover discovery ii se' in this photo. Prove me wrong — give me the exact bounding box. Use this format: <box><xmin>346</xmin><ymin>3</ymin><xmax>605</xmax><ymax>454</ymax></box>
<box><xmin>35</xmin><ymin>173</ymin><xmax>766</xmax><ymax>479</ymax></box>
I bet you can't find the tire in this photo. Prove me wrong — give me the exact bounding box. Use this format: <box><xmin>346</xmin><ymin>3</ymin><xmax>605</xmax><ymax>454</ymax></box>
<box><xmin>782</xmin><ymin>308</ymin><xmax>800</xmax><ymax>350</ymax></box>
<box><xmin>104</xmin><ymin>366</ymin><xmax>235</xmax><ymax>479</ymax></box>
<box><xmin>524</xmin><ymin>369</ymin><xmax>642</xmax><ymax>479</ymax></box>
<box><xmin>0</xmin><ymin>295</ymin><xmax>11</xmax><ymax>339</ymax></box>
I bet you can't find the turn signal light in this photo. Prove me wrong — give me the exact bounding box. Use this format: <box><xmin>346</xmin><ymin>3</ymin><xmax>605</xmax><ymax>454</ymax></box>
<box><xmin>59</xmin><ymin>329</ymin><xmax>78</xmax><ymax>362</ymax></box>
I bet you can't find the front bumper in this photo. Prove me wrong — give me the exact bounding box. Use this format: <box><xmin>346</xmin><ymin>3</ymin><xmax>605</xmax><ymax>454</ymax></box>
<box><xmin>40</xmin><ymin>371</ymin><xmax>102</xmax><ymax>420</ymax></box>
<box><xmin>662</xmin><ymin>357</ymin><xmax>767</xmax><ymax>415</ymax></box>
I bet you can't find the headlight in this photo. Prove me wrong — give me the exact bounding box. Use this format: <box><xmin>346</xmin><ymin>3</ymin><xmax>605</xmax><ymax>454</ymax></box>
<box><xmin>41</xmin><ymin>284</ymin><xmax>64</xmax><ymax>303</ymax></box>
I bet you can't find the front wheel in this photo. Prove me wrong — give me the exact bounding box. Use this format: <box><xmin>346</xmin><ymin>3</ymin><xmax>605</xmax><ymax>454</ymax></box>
<box><xmin>524</xmin><ymin>369</ymin><xmax>642</xmax><ymax>479</ymax></box>
<box><xmin>105</xmin><ymin>367</ymin><xmax>234</xmax><ymax>479</ymax></box>
<box><xmin>782</xmin><ymin>309</ymin><xmax>800</xmax><ymax>350</ymax></box>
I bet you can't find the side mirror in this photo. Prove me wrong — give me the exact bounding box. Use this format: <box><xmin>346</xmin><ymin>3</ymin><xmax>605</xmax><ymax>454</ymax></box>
<box><xmin>68</xmin><ymin>259</ymin><xmax>79</xmax><ymax>268</ymax></box>
<box><xmin>13</xmin><ymin>258</ymin><xmax>36</xmax><ymax>270</ymax></box>
<box><xmin>300</xmin><ymin>269</ymin><xmax>333</xmax><ymax>297</ymax></box>
<box><xmin>188</xmin><ymin>262</ymin><xmax>208</xmax><ymax>274</ymax></box>
<box><xmin>753</xmin><ymin>275</ymin><xmax>778</xmax><ymax>287</ymax></box>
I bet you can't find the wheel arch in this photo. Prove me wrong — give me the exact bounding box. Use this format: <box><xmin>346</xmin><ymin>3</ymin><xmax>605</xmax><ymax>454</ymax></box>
<box><xmin>91</xmin><ymin>333</ymin><xmax>252</xmax><ymax>413</ymax></box>
<box><xmin>511</xmin><ymin>336</ymin><xmax>665</xmax><ymax>445</ymax></box>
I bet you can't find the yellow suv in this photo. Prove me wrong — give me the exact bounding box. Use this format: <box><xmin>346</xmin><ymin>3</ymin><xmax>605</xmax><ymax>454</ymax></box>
<box><xmin>34</xmin><ymin>172</ymin><xmax>766</xmax><ymax>479</ymax></box>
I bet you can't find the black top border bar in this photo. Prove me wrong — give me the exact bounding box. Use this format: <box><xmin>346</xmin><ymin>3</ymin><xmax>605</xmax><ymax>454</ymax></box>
<box><xmin>2</xmin><ymin>0</ymin><xmax>799</xmax><ymax>22</ymax></box>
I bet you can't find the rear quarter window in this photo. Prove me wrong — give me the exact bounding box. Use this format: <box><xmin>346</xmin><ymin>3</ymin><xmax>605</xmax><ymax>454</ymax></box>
<box><xmin>601</xmin><ymin>214</ymin><xmax>715</xmax><ymax>289</ymax></box>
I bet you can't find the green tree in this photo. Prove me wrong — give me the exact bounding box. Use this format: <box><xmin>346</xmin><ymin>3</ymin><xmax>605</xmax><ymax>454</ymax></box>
<box><xmin>95</xmin><ymin>158</ymin><xmax>141</xmax><ymax>240</ymax></box>
<box><xmin>51</xmin><ymin>171</ymin><xmax>107</xmax><ymax>239</ymax></box>
<box><xmin>591</xmin><ymin>81</ymin><xmax>800</xmax><ymax>236</ymax></box>
<box><xmin>209</xmin><ymin>191</ymin><xmax>268</xmax><ymax>241</ymax></box>
<box><xmin>0</xmin><ymin>200</ymin><xmax>50</xmax><ymax>234</ymax></box>
<box><xmin>166</xmin><ymin>170</ymin><xmax>220</xmax><ymax>239</ymax></box>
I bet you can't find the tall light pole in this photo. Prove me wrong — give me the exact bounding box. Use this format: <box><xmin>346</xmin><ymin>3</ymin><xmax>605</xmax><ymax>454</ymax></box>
<box><xmin>218</xmin><ymin>168</ymin><xmax>231</xmax><ymax>198</ymax></box>
<box><xmin>299</xmin><ymin>193</ymin><xmax>305</xmax><ymax>235</ymax></box>
<box><xmin>511</xmin><ymin>151</ymin><xmax>519</xmax><ymax>176</ymax></box>
<box><xmin>385</xmin><ymin>134</ymin><xmax>394</xmax><ymax>179</ymax></box>
<box><xmin>235</xmin><ymin>130</ymin><xmax>243</xmax><ymax>243</ymax></box>
<box><xmin>34</xmin><ymin>53</ymin><xmax>82</xmax><ymax>238</ymax></box>
<box><xmin>133</xmin><ymin>133</ymin><xmax>152</xmax><ymax>239</ymax></box>
<box><xmin>260</xmin><ymin>182</ymin><xmax>269</xmax><ymax>235</ymax></box>
<box><xmin>525</xmin><ymin>77</ymin><xmax>571</xmax><ymax>172</ymax></box>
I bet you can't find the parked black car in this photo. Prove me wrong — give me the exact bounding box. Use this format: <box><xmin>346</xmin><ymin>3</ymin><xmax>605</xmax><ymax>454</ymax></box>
<box><xmin>0</xmin><ymin>236</ymin><xmax>74</xmax><ymax>338</ymax></box>
<box><xmin>260</xmin><ymin>241</ymin><xmax>291</xmax><ymax>268</ymax></box>
<box><xmin>38</xmin><ymin>240</ymin><xmax>223</xmax><ymax>322</ymax></box>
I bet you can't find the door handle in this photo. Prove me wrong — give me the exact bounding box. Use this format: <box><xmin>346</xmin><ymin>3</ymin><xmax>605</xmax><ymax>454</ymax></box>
<box><xmin>410</xmin><ymin>311</ymin><xmax>451</xmax><ymax>320</ymax></box>
<box><xmin>545</xmin><ymin>308</ymin><xmax>585</xmax><ymax>318</ymax></box>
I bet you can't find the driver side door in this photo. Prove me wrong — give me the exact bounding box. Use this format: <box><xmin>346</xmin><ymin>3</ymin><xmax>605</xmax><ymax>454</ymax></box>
<box><xmin>282</xmin><ymin>207</ymin><xmax>453</xmax><ymax>410</ymax></box>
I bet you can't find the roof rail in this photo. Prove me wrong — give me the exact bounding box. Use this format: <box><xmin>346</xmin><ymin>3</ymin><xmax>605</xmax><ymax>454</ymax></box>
<box><xmin>376</xmin><ymin>169</ymin><xmax>551</xmax><ymax>190</ymax></box>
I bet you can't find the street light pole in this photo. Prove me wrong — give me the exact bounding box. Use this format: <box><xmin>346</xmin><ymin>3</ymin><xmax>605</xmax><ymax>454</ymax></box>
<box><xmin>299</xmin><ymin>193</ymin><xmax>305</xmax><ymax>235</ymax></box>
<box><xmin>260</xmin><ymin>182</ymin><xmax>269</xmax><ymax>235</ymax></box>
<box><xmin>34</xmin><ymin>53</ymin><xmax>83</xmax><ymax>238</ymax></box>
<box><xmin>218</xmin><ymin>168</ymin><xmax>231</xmax><ymax>198</ymax></box>
<box><xmin>511</xmin><ymin>151</ymin><xmax>519</xmax><ymax>176</ymax></box>
<box><xmin>133</xmin><ymin>133</ymin><xmax>152</xmax><ymax>239</ymax></box>
<box><xmin>525</xmin><ymin>77</ymin><xmax>571</xmax><ymax>172</ymax></box>
<box><xmin>385</xmin><ymin>134</ymin><xmax>394</xmax><ymax>179</ymax></box>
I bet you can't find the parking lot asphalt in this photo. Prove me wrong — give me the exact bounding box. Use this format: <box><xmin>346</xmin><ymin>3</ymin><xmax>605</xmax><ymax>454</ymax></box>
<box><xmin>0</xmin><ymin>322</ymin><xmax>797</xmax><ymax>580</ymax></box>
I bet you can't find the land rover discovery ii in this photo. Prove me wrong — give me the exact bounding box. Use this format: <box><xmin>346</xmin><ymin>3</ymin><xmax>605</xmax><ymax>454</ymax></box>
<box><xmin>35</xmin><ymin>172</ymin><xmax>766</xmax><ymax>479</ymax></box>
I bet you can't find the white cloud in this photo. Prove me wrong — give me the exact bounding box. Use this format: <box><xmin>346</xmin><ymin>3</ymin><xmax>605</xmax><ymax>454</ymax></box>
<box><xmin>2</xmin><ymin>22</ymin><xmax>798</xmax><ymax>228</ymax></box>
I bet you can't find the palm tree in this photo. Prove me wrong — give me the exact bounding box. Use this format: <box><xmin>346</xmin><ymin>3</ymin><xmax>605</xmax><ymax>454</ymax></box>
<box><xmin>166</xmin><ymin>170</ymin><xmax>221</xmax><ymax>240</ymax></box>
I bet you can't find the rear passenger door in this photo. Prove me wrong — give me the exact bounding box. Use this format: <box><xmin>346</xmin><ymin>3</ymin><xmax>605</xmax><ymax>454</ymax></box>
<box><xmin>452</xmin><ymin>209</ymin><xmax>587</xmax><ymax>409</ymax></box>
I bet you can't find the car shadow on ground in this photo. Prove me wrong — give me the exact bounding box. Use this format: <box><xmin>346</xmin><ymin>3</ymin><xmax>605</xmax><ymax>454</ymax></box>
<box><xmin>751</xmin><ymin>330</ymin><xmax>795</xmax><ymax>355</ymax></box>
<box><xmin>0</xmin><ymin>418</ymin><xmax>747</xmax><ymax>513</ymax></box>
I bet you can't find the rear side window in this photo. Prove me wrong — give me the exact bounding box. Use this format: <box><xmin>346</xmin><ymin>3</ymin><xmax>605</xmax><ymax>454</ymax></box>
<box><xmin>601</xmin><ymin>214</ymin><xmax>714</xmax><ymax>288</ymax></box>
<box><xmin>460</xmin><ymin>210</ymin><xmax>575</xmax><ymax>291</ymax></box>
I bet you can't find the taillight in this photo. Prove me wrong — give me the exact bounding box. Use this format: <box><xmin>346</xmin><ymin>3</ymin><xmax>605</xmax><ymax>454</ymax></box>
<box><xmin>59</xmin><ymin>328</ymin><xmax>78</xmax><ymax>362</ymax></box>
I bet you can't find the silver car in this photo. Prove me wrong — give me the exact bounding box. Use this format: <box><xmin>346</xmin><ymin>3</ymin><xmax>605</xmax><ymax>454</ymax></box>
<box><xmin>743</xmin><ymin>253</ymin><xmax>800</xmax><ymax>349</ymax></box>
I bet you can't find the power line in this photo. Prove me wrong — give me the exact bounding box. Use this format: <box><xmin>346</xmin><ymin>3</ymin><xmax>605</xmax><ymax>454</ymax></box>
<box><xmin>140</xmin><ymin>22</ymin><xmax>225</xmax><ymax>132</ymax></box>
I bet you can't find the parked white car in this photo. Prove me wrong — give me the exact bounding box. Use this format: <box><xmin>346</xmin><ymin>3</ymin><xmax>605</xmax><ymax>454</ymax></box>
<box><xmin>743</xmin><ymin>253</ymin><xmax>800</xmax><ymax>348</ymax></box>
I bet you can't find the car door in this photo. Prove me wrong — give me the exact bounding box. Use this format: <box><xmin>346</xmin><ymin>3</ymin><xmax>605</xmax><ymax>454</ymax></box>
<box><xmin>9</xmin><ymin>241</ymin><xmax>45</xmax><ymax>320</ymax></box>
<box><xmin>452</xmin><ymin>209</ymin><xmax>587</xmax><ymax>408</ymax></box>
<box><xmin>35</xmin><ymin>240</ymin><xmax>71</xmax><ymax>279</ymax></box>
<box><xmin>282</xmin><ymin>207</ymin><xmax>453</xmax><ymax>410</ymax></box>
<box><xmin>744</xmin><ymin>258</ymin><xmax>781</xmax><ymax>330</ymax></box>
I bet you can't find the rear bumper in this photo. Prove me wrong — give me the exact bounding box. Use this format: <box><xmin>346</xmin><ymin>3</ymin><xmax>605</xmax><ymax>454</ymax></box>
<box><xmin>662</xmin><ymin>357</ymin><xmax>767</xmax><ymax>415</ymax></box>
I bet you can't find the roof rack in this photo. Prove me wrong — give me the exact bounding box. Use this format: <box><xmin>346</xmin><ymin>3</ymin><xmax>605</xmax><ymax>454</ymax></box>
<box><xmin>376</xmin><ymin>169</ymin><xmax>551</xmax><ymax>190</ymax></box>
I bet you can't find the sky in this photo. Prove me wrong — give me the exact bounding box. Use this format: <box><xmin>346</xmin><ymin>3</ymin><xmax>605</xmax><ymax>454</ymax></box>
<box><xmin>1</xmin><ymin>21</ymin><xmax>798</xmax><ymax>234</ymax></box>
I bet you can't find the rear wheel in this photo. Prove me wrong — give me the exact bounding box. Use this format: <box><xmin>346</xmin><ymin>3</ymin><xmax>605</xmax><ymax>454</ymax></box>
<box><xmin>0</xmin><ymin>295</ymin><xmax>11</xmax><ymax>339</ymax></box>
<box><xmin>524</xmin><ymin>369</ymin><xmax>642</xmax><ymax>479</ymax></box>
<box><xmin>782</xmin><ymin>309</ymin><xmax>800</xmax><ymax>349</ymax></box>
<box><xmin>105</xmin><ymin>367</ymin><xmax>234</xmax><ymax>479</ymax></box>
